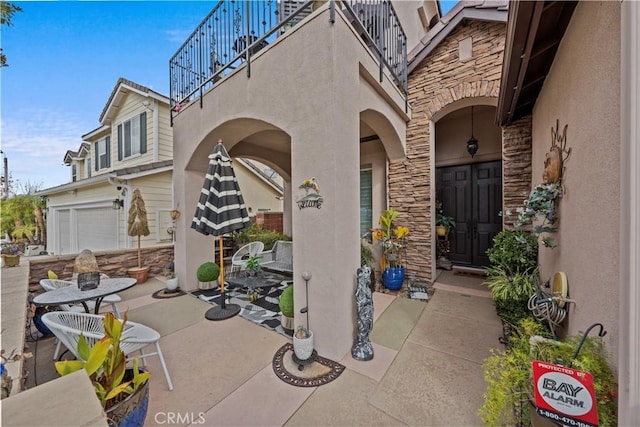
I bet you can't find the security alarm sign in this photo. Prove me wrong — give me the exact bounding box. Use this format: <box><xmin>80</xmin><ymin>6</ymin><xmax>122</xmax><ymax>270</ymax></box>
<box><xmin>532</xmin><ymin>361</ymin><xmax>598</xmax><ymax>426</ymax></box>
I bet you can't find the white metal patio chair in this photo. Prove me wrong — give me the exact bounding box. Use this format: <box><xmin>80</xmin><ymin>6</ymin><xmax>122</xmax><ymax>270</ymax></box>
<box><xmin>231</xmin><ymin>241</ymin><xmax>265</xmax><ymax>272</ymax></box>
<box><xmin>40</xmin><ymin>279</ymin><xmax>122</xmax><ymax>317</ymax></box>
<box><xmin>42</xmin><ymin>311</ymin><xmax>173</xmax><ymax>391</ymax></box>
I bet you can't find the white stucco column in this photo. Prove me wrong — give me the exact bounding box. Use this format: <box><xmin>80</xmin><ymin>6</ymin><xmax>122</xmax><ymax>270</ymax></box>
<box><xmin>620</xmin><ymin>0</ymin><xmax>640</xmax><ymax>423</ymax></box>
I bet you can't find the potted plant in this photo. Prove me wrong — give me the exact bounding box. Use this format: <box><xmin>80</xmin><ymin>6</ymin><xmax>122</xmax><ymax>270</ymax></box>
<box><xmin>278</xmin><ymin>284</ymin><xmax>294</xmax><ymax>335</ymax></box>
<box><xmin>510</xmin><ymin>182</ymin><xmax>563</xmax><ymax>248</ymax></box>
<box><xmin>435</xmin><ymin>200</ymin><xmax>456</xmax><ymax>237</ymax></box>
<box><xmin>243</xmin><ymin>254</ymin><xmax>262</xmax><ymax>277</ymax></box>
<box><xmin>196</xmin><ymin>261</ymin><xmax>220</xmax><ymax>289</ymax></box>
<box><xmin>54</xmin><ymin>313</ymin><xmax>151</xmax><ymax>426</ymax></box>
<box><xmin>293</xmin><ymin>326</ymin><xmax>314</xmax><ymax>361</ymax></box>
<box><xmin>371</xmin><ymin>209</ymin><xmax>410</xmax><ymax>290</ymax></box>
<box><xmin>0</xmin><ymin>241</ymin><xmax>21</xmax><ymax>268</ymax></box>
<box><xmin>127</xmin><ymin>189</ymin><xmax>150</xmax><ymax>284</ymax></box>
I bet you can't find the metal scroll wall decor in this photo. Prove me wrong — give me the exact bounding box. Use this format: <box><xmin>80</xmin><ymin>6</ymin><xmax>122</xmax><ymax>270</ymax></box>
<box><xmin>543</xmin><ymin>119</ymin><xmax>572</xmax><ymax>187</ymax></box>
<box><xmin>297</xmin><ymin>177</ymin><xmax>324</xmax><ymax>209</ymax></box>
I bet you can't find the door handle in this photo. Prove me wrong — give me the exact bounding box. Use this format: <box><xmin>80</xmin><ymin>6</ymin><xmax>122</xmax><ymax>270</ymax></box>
<box><xmin>473</xmin><ymin>220</ymin><xmax>478</xmax><ymax>235</ymax></box>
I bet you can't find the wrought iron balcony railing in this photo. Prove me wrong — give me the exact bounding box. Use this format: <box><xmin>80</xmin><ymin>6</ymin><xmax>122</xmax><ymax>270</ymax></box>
<box><xmin>169</xmin><ymin>0</ymin><xmax>407</xmax><ymax>122</ymax></box>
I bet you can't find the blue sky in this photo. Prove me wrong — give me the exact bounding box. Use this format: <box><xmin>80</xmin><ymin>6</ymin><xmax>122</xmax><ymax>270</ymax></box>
<box><xmin>1</xmin><ymin>0</ymin><xmax>457</xmax><ymax>193</ymax></box>
<box><xmin>1</xmin><ymin>1</ymin><xmax>215</xmax><ymax>191</ymax></box>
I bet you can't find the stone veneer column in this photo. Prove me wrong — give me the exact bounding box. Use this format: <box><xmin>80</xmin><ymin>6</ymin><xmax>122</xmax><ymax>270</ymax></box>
<box><xmin>392</xmin><ymin>21</ymin><xmax>507</xmax><ymax>281</ymax></box>
<box><xmin>502</xmin><ymin>115</ymin><xmax>533</xmax><ymax>228</ymax></box>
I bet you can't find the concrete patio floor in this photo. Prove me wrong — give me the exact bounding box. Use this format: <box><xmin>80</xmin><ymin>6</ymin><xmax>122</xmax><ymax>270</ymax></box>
<box><xmin>19</xmin><ymin>269</ymin><xmax>502</xmax><ymax>426</ymax></box>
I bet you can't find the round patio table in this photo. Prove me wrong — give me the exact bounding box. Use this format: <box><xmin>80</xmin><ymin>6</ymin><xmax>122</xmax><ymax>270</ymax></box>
<box><xmin>33</xmin><ymin>278</ymin><xmax>136</xmax><ymax>314</ymax></box>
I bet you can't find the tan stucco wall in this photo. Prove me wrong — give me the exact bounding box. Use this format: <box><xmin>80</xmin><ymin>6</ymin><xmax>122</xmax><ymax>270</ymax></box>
<box><xmin>532</xmin><ymin>1</ymin><xmax>620</xmax><ymax>363</ymax></box>
<box><xmin>172</xmin><ymin>7</ymin><xmax>407</xmax><ymax>361</ymax></box>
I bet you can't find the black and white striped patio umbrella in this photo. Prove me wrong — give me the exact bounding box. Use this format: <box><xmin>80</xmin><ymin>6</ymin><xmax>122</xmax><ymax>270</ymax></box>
<box><xmin>192</xmin><ymin>140</ymin><xmax>250</xmax><ymax>320</ymax></box>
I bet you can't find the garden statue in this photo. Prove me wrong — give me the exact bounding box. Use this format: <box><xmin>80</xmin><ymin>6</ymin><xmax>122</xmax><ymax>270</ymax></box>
<box><xmin>352</xmin><ymin>266</ymin><xmax>374</xmax><ymax>361</ymax></box>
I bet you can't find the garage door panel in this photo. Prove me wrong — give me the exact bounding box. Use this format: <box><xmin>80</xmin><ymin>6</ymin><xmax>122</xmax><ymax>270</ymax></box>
<box><xmin>77</xmin><ymin>208</ymin><xmax>118</xmax><ymax>252</ymax></box>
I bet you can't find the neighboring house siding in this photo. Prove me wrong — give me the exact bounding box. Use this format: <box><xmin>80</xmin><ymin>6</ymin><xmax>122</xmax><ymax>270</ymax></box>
<box><xmin>112</xmin><ymin>92</ymin><xmax>155</xmax><ymax>168</ymax></box>
<box><xmin>157</xmin><ymin>103</ymin><xmax>174</xmax><ymax>161</ymax></box>
<box><xmin>234</xmin><ymin>161</ymin><xmax>283</xmax><ymax>213</ymax></box>
<box><xmin>393</xmin><ymin>20</ymin><xmax>507</xmax><ymax>280</ymax></box>
<box><xmin>125</xmin><ymin>171</ymin><xmax>174</xmax><ymax>247</ymax></box>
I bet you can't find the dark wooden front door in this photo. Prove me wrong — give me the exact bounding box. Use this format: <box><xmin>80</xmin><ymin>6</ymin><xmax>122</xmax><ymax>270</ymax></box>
<box><xmin>436</xmin><ymin>161</ymin><xmax>502</xmax><ymax>267</ymax></box>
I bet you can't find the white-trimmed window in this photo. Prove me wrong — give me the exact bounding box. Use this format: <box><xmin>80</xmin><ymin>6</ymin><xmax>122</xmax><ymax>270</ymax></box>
<box><xmin>71</xmin><ymin>164</ymin><xmax>77</xmax><ymax>182</ymax></box>
<box><xmin>86</xmin><ymin>157</ymin><xmax>91</xmax><ymax>178</ymax></box>
<box><xmin>94</xmin><ymin>137</ymin><xmax>110</xmax><ymax>171</ymax></box>
<box><xmin>118</xmin><ymin>112</ymin><xmax>147</xmax><ymax>160</ymax></box>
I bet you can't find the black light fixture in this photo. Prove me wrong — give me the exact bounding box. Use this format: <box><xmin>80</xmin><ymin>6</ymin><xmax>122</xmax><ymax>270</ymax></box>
<box><xmin>466</xmin><ymin>105</ymin><xmax>479</xmax><ymax>158</ymax></box>
<box><xmin>112</xmin><ymin>198</ymin><xmax>124</xmax><ymax>210</ymax></box>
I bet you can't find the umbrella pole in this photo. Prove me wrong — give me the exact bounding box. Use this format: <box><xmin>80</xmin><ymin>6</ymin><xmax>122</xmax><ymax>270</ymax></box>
<box><xmin>204</xmin><ymin>235</ymin><xmax>240</xmax><ymax>321</ymax></box>
<box><xmin>219</xmin><ymin>235</ymin><xmax>226</xmax><ymax>309</ymax></box>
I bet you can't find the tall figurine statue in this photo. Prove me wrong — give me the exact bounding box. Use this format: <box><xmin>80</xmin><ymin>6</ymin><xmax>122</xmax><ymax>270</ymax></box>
<box><xmin>352</xmin><ymin>266</ymin><xmax>374</xmax><ymax>361</ymax></box>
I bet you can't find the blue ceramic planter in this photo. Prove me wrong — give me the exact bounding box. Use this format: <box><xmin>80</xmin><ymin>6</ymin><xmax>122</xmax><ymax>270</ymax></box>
<box><xmin>382</xmin><ymin>267</ymin><xmax>405</xmax><ymax>290</ymax></box>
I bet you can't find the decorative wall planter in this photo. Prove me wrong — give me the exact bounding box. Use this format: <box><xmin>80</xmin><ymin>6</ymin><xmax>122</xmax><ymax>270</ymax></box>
<box><xmin>382</xmin><ymin>266</ymin><xmax>405</xmax><ymax>290</ymax></box>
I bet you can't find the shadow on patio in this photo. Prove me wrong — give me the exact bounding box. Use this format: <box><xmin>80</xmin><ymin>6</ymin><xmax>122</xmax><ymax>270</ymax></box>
<box><xmin>21</xmin><ymin>273</ymin><xmax>500</xmax><ymax>426</ymax></box>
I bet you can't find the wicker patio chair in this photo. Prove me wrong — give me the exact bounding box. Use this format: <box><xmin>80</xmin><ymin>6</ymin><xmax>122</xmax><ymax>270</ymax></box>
<box><xmin>231</xmin><ymin>241</ymin><xmax>265</xmax><ymax>272</ymax></box>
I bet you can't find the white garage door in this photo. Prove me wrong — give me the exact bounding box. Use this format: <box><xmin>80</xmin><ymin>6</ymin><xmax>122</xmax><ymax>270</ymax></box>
<box><xmin>76</xmin><ymin>207</ymin><xmax>118</xmax><ymax>252</ymax></box>
<box><xmin>57</xmin><ymin>210</ymin><xmax>71</xmax><ymax>255</ymax></box>
<box><xmin>55</xmin><ymin>206</ymin><xmax>118</xmax><ymax>255</ymax></box>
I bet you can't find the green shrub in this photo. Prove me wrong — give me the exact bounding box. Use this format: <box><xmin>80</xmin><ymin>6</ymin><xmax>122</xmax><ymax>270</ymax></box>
<box><xmin>481</xmin><ymin>318</ymin><xmax>617</xmax><ymax>426</ymax></box>
<box><xmin>486</xmin><ymin>267</ymin><xmax>536</xmax><ymax>302</ymax></box>
<box><xmin>196</xmin><ymin>262</ymin><xmax>220</xmax><ymax>282</ymax></box>
<box><xmin>486</xmin><ymin>230</ymin><xmax>538</xmax><ymax>275</ymax></box>
<box><xmin>232</xmin><ymin>223</ymin><xmax>291</xmax><ymax>251</ymax></box>
<box><xmin>279</xmin><ymin>285</ymin><xmax>294</xmax><ymax>317</ymax></box>
<box><xmin>494</xmin><ymin>297</ymin><xmax>532</xmax><ymax>327</ymax></box>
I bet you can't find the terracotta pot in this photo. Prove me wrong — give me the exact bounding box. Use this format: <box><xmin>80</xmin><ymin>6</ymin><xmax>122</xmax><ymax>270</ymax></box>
<box><xmin>436</xmin><ymin>226</ymin><xmax>448</xmax><ymax>237</ymax></box>
<box><xmin>127</xmin><ymin>267</ymin><xmax>149</xmax><ymax>284</ymax></box>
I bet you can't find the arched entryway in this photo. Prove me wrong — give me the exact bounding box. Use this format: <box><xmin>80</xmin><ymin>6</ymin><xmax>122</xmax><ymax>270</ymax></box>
<box><xmin>433</xmin><ymin>102</ymin><xmax>502</xmax><ymax>267</ymax></box>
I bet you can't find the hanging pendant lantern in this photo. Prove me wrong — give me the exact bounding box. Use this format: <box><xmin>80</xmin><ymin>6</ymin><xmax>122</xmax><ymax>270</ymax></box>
<box><xmin>466</xmin><ymin>106</ymin><xmax>479</xmax><ymax>158</ymax></box>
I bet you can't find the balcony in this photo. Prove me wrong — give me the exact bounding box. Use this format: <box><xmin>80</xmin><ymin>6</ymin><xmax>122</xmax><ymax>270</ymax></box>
<box><xmin>169</xmin><ymin>0</ymin><xmax>407</xmax><ymax>121</ymax></box>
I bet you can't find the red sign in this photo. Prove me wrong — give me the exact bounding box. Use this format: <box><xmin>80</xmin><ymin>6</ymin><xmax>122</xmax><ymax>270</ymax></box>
<box><xmin>532</xmin><ymin>361</ymin><xmax>598</xmax><ymax>426</ymax></box>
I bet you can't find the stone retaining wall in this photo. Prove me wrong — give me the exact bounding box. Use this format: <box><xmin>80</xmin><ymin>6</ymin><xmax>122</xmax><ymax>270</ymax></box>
<box><xmin>28</xmin><ymin>245</ymin><xmax>174</xmax><ymax>290</ymax></box>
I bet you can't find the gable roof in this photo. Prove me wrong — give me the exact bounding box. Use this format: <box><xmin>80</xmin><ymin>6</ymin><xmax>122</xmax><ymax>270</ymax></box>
<box><xmin>63</xmin><ymin>143</ymin><xmax>91</xmax><ymax>165</ymax></box>
<box><xmin>408</xmin><ymin>0</ymin><xmax>508</xmax><ymax>74</ymax></box>
<box><xmin>99</xmin><ymin>77</ymin><xmax>169</xmax><ymax>125</ymax></box>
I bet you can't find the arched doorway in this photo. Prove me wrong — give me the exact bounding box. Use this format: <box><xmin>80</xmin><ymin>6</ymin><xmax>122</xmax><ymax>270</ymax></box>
<box><xmin>434</xmin><ymin>104</ymin><xmax>502</xmax><ymax>267</ymax></box>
